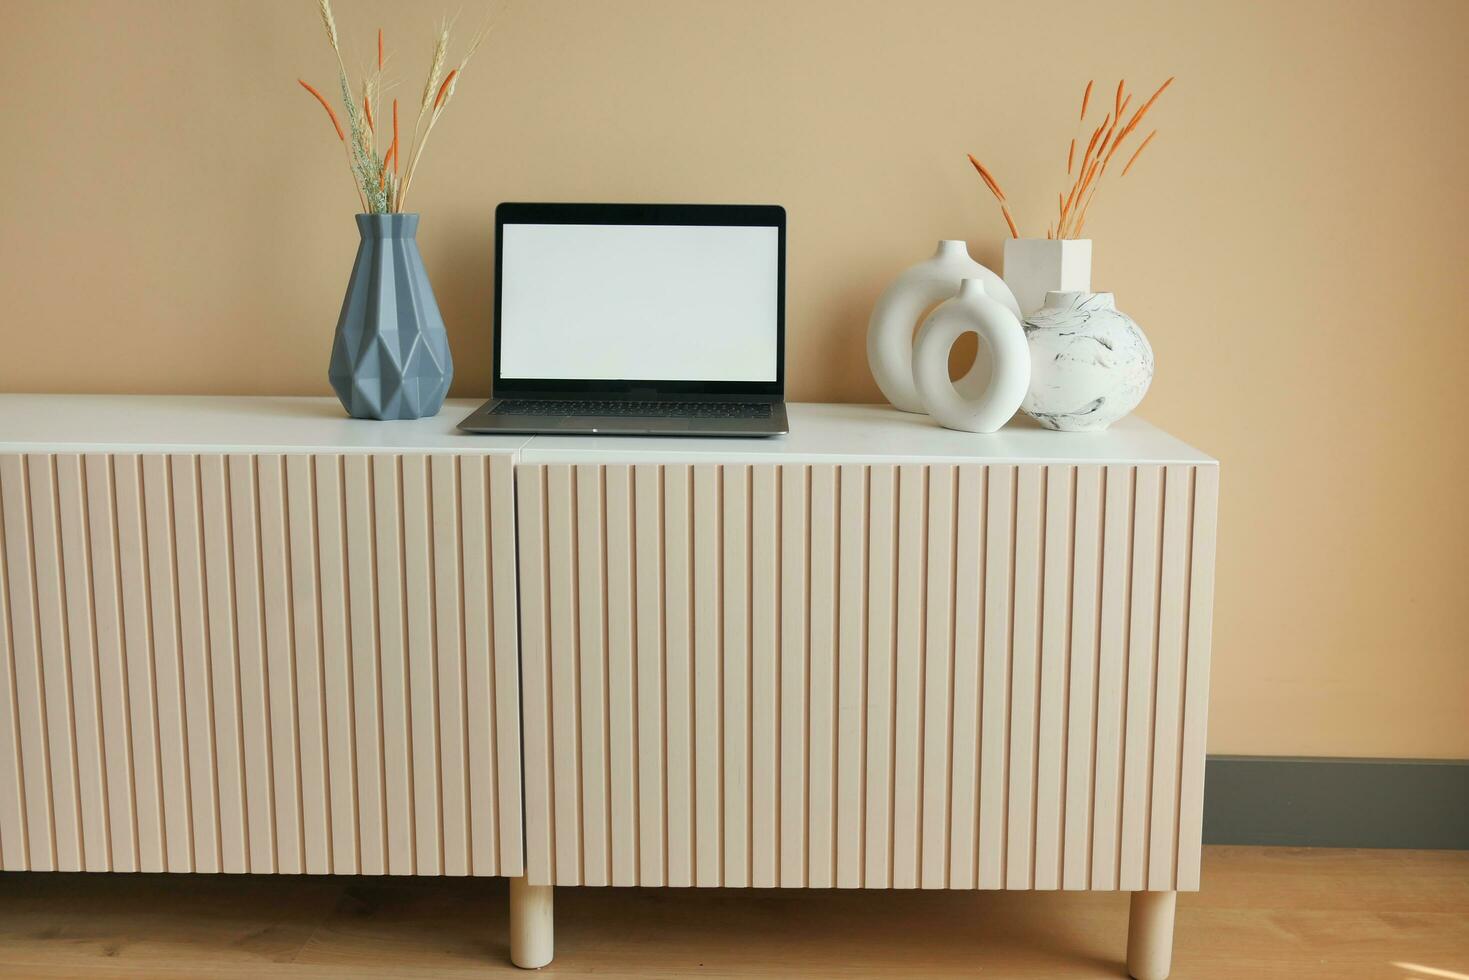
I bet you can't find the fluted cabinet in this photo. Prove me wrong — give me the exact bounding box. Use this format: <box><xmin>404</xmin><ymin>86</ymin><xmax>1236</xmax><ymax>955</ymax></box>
<box><xmin>0</xmin><ymin>398</ymin><xmax>529</xmax><ymax>877</ymax></box>
<box><xmin>513</xmin><ymin>403</ymin><xmax>1217</xmax><ymax>980</ymax></box>
<box><xmin>515</xmin><ymin>460</ymin><xmax>1217</xmax><ymax>890</ymax></box>
<box><xmin>0</xmin><ymin>398</ymin><xmax>1218</xmax><ymax>980</ymax></box>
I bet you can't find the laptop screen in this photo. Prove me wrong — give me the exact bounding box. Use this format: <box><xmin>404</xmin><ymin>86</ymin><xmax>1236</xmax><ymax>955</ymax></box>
<box><xmin>496</xmin><ymin>221</ymin><xmax>781</xmax><ymax>384</ymax></box>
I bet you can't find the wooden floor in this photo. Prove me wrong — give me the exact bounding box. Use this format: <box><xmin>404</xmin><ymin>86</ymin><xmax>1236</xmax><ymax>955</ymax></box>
<box><xmin>0</xmin><ymin>846</ymin><xmax>1465</xmax><ymax>979</ymax></box>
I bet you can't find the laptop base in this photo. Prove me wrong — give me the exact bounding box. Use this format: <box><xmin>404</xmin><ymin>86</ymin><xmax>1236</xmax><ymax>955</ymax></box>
<box><xmin>458</xmin><ymin>399</ymin><xmax>788</xmax><ymax>437</ymax></box>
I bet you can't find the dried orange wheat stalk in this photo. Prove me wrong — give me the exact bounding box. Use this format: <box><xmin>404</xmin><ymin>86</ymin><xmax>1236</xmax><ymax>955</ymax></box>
<box><xmin>299</xmin><ymin>1</ymin><xmax>495</xmax><ymax>214</ymax></box>
<box><xmin>968</xmin><ymin>75</ymin><xmax>1173</xmax><ymax>240</ymax></box>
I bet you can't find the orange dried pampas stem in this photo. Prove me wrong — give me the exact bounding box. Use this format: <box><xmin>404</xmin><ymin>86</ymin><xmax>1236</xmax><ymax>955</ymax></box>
<box><xmin>1066</xmin><ymin>110</ymin><xmax>1110</xmax><ymax>222</ymax></box>
<box><xmin>1071</xmin><ymin>157</ymin><xmax>1104</xmax><ymax>227</ymax></box>
<box><xmin>967</xmin><ymin>154</ymin><xmax>1017</xmax><ymax>237</ymax></box>
<box><xmin>1137</xmin><ymin>75</ymin><xmax>1174</xmax><ymax>119</ymax></box>
<box><xmin>1074</xmin><ymin>192</ymin><xmax>1097</xmax><ymax>236</ymax></box>
<box><xmin>1000</xmin><ymin>203</ymin><xmax>1019</xmax><ymax>238</ymax></box>
<box><xmin>1064</xmin><ymin>113</ymin><xmax>1108</xmax><ymax>226</ymax></box>
<box><xmin>967</xmin><ymin>154</ymin><xmax>1006</xmax><ymax>201</ymax></box>
<box><xmin>1082</xmin><ymin>114</ymin><xmax>1107</xmax><ymax>167</ymax></box>
<box><xmin>1063</xmin><ymin>158</ymin><xmax>1102</xmax><ymax>237</ymax></box>
<box><xmin>1062</xmin><ymin>76</ymin><xmax>1173</xmax><ymax>237</ymax></box>
<box><xmin>1112</xmin><ymin>76</ymin><xmax>1173</xmax><ymax>158</ymax></box>
<box><xmin>433</xmin><ymin>69</ymin><xmax>458</xmax><ymax>111</ymax></box>
<box><xmin>298</xmin><ymin>78</ymin><xmax>345</xmax><ymax>140</ymax></box>
<box><xmin>1095</xmin><ymin>108</ymin><xmax>1122</xmax><ymax>164</ymax></box>
<box><xmin>1060</xmin><ymin>167</ymin><xmax>1082</xmax><ymax>231</ymax></box>
<box><xmin>304</xmin><ymin>7</ymin><xmax>496</xmax><ymax>214</ymax></box>
<box><xmin>1121</xmin><ymin>129</ymin><xmax>1158</xmax><ymax>176</ymax></box>
<box><xmin>299</xmin><ymin>76</ymin><xmax>363</xmax><ymax>211</ymax></box>
<box><xmin>961</xmin><ymin>75</ymin><xmax>1172</xmax><ymax>240</ymax></box>
<box><xmin>1099</xmin><ymin>95</ymin><xmax>1130</xmax><ymax>162</ymax></box>
<box><xmin>380</xmin><ymin>134</ymin><xmax>398</xmax><ymax>189</ymax></box>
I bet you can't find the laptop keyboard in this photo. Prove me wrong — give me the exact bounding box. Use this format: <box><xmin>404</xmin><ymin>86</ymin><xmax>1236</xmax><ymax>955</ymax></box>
<box><xmin>491</xmin><ymin>399</ymin><xmax>772</xmax><ymax>420</ymax></box>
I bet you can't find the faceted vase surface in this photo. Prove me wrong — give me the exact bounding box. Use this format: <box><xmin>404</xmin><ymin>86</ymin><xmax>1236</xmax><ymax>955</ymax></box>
<box><xmin>329</xmin><ymin>213</ymin><xmax>453</xmax><ymax>420</ymax></box>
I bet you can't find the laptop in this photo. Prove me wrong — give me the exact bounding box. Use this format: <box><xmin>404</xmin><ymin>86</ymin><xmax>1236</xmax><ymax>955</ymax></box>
<box><xmin>458</xmin><ymin>202</ymin><xmax>789</xmax><ymax>437</ymax></box>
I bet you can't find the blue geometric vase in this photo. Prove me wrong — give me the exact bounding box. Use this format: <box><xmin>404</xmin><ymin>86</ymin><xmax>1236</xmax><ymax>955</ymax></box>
<box><xmin>328</xmin><ymin>213</ymin><xmax>453</xmax><ymax>420</ymax></box>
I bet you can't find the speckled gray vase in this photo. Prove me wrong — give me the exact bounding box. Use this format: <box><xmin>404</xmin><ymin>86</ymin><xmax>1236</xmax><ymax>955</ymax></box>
<box><xmin>328</xmin><ymin>214</ymin><xmax>453</xmax><ymax>420</ymax></box>
<box><xmin>1020</xmin><ymin>291</ymin><xmax>1153</xmax><ymax>431</ymax></box>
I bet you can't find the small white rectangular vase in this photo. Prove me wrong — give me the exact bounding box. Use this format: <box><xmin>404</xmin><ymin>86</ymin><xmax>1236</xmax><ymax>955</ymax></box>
<box><xmin>1003</xmin><ymin>238</ymin><xmax>1092</xmax><ymax>317</ymax></box>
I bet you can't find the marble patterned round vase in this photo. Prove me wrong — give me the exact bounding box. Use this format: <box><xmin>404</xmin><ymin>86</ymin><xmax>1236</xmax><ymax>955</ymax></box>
<box><xmin>1020</xmin><ymin>291</ymin><xmax>1153</xmax><ymax>432</ymax></box>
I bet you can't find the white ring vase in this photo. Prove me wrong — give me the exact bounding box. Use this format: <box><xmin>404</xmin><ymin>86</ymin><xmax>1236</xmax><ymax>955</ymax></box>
<box><xmin>912</xmin><ymin>278</ymin><xmax>1030</xmax><ymax>433</ymax></box>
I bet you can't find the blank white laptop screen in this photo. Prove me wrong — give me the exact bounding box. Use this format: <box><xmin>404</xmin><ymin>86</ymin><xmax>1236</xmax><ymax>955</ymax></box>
<box><xmin>498</xmin><ymin>223</ymin><xmax>780</xmax><ymax>382</ymax></box>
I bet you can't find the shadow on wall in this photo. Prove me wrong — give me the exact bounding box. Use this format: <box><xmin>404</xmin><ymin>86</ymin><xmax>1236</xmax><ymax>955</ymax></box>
<box><xmin>427</xmin><ymin>215</ymin><xmax>497</xmax><ymax>398</ymax></box>
<box><xmin>818</xmin><ymin>237</ymin><xmax>1011</xmax><ymax>405</ymax></box>
<box><xmin>814</xmin><ymin>282</ymin><xmax>878</xmax><ymax>401</ymax></box>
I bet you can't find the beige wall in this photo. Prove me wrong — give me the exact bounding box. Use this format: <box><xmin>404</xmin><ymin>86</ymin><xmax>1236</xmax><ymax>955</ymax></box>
<box><xmin>1</xmin><ymin>0</ymin><xmax>1466</xmax><ymax>759</ymax></box>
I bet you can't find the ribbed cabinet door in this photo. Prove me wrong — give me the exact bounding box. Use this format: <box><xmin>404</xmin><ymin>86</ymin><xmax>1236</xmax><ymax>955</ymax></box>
<box><xmin>0</xmin><ymin>451</ymin><xmax>523</xmax><ymax>876</ymax></box>
<box><xmin>517</xmin><ymin>461</ymin><xmax>1218</xmax><ymax>891</ymax></box>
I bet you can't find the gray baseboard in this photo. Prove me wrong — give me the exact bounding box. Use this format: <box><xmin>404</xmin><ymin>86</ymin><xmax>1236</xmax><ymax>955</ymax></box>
<box><xmin>1203</xmin><ymin>756</ymin><xmax>1469</xmax><ymax>849</ymax></box>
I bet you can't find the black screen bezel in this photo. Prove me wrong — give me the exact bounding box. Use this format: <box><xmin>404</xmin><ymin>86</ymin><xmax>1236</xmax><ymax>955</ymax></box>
<box><xmin>491</xmin><ymin>202</ymin><xmax>787</xmax><ymax>398</ymax></box>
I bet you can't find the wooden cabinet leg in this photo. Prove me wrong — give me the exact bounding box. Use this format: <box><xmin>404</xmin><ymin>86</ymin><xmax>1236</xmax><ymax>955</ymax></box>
<box><xmin>1127</xmin><ymin>890</ymin><xmax>1176</xmax><ymax>980</ymax></box>
<box><xmin>509</xmin><ymin>877</ymin><xmax>554</xmax><ymax>969</ymax></box>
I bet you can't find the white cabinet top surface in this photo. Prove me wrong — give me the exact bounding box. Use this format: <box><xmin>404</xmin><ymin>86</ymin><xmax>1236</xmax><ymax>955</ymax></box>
<box><xmin>0</xmin><ymin>395</ymin><xmax>530</xmax><ymax>454</ymax></box>
<box><xmin>521</xmin><ymin>402</ymin><xmax>1215</xmax><ymax>465</ymax></box>
<box><xmin>0</xmin><ymin>396</ymin><xmax>1213</xmax><ymax>464</ymax></box>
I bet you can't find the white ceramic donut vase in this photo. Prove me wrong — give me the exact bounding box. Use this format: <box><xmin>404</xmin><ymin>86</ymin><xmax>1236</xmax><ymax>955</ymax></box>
<box><xmin>867</xmin><ymin>240</ymin><xmax>1022</xmax><ymax>413</ymax></box>
<box><xmin>1020</xmin><ymin>290</ymin><xmax>1154</xmax><ymax>431</ymax></box>
<box><xmin>912</xmin><ymin>278</ymin><xmax>1030</xmax><ymax>433</ymax></box>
